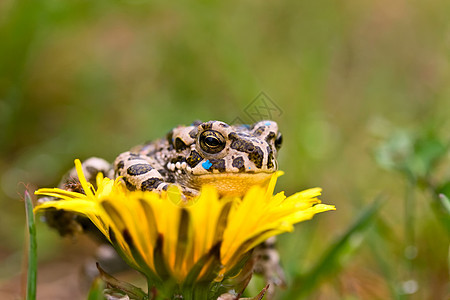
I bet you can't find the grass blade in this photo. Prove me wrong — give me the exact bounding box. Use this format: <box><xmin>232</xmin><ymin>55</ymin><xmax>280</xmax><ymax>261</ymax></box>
<box><xmin>368</xmin><ymin>221</ymin><xmax>404</xmax><ymax>300</ymax></box>
<box><xmin>24</xmin><ymin>190</ymin><xmax>37</xmax><ymax>300</ymax></box>
<box><xmin>435</xmin><ymin>193</ymin><xmax>450</xmax><ymax>235</ymax></box>
<box><xmin>283</xmin><ymin>196</ymin><xmax>385</xmax><ymax>299</ymax></box>
<box><xmin>439</xmin><ymin>194</ymin><xmax>450</xmax><ymax>214</ymax></box>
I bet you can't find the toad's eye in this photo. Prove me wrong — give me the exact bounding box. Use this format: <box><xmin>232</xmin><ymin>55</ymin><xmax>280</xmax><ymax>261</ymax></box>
<box><xmin>275</xmin><ymin>133</ymin><xmax>282</xmax><ymax>150</ymax></box>
<box><xmin>199</xmin><ymin>130</ymin><xmax>226</xmax><ymax>154</ymax></box>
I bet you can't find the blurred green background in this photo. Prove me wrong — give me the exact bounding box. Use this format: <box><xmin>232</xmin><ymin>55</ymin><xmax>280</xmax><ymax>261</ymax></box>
<box><xmin>1</xmin><ymin>0</ymin><xmax>449</xmax><ymax>299</ymax></box>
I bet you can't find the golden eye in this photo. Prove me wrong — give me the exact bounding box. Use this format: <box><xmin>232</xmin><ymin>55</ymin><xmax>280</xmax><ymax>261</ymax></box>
<box><xmin>199</xmin><ymin>130</ymin><xmax>226</xmax><ymax>154</ymax></box>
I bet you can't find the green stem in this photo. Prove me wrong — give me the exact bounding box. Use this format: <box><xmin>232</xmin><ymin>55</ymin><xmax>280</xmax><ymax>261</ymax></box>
<box><xmin>25</xmin><ymin>190</ymin><xmax>37</xmax><ymax>300</ymax></box>
<box><xmin>404</xmin><ymin>176</ymin><xmax>416</xmax><ymax>277</ymax></box>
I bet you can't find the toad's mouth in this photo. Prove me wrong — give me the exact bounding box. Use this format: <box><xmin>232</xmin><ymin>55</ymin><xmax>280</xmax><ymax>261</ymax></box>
<box><xmin>187</xmin><ymin>172</ymin><xmax>274</xmax><ymax>196</ymax></box>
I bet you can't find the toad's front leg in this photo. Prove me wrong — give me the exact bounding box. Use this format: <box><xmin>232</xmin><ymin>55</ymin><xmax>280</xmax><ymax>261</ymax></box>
<box><xmin>114</xmin><ymin>151</ymin><xmax>170</xmax><ymax>192</ymax></box>
<box><xmin>253</xmin><ymin>236</ymin><xmax>286</xmax><ymax>298</ymax></box>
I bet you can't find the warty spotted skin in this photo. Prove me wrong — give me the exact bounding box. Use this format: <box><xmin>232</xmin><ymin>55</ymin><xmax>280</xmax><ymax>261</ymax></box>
<box><xmin>112</xmin><ymin>120</ymin><xmax>282</xmax><ymax>197</ymax></box>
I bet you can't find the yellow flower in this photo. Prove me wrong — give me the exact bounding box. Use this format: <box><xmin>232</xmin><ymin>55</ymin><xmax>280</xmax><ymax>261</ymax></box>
<box><xmin>34</xmin><ymin>159</ymin><xmax>335</xmax><ymax>298</ymax></box>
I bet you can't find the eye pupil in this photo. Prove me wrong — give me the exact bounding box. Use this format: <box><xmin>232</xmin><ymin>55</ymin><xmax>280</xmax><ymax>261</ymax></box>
<box><xmin>205</xmin><ymin>136</ymin><xmax>220</xmax><ymax>147</ymax></box>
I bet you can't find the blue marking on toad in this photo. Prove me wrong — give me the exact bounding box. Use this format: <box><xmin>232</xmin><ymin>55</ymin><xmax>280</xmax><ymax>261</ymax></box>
<box><xmin>202</xmin><ymin>160</ymin><xmax>212</xmax><ymax>170</ymax></box>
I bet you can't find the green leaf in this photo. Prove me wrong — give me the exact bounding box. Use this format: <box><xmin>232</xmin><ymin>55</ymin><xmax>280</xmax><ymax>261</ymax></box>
<box><xmin>25</xmin><ymin>190</ymin><xmax>37</xmax><ymax>300</ymax></box>
<box><xmin>408</xmin><ymin>135</ymin><xmax>448</xmax><ymax>178</ymax></box>
<box><xmin>239</xmin><ymin>284</ymin><xmax>269</xmax><ymax>300</ymax></box>
<box><xmin>87</xmin><ymin>277</ymin><xmax>106</xmax><ymax>300</ymax></box>
<box><xmin>97</xmin><ymin>263</ymin><xmax>148</xmax><ymax>300</ymax></box>
<box><xmin>373</xmin><ymin>128</ymin><xmax>448</xmax><ymax>180</ymax></box>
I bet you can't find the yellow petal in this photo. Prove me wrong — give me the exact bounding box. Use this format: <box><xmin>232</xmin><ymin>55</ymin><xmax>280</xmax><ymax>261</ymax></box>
<box><xmin>74</xmin><ymin>159</ymin><xmax>95</xmax><ymax>199</ymax></box>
